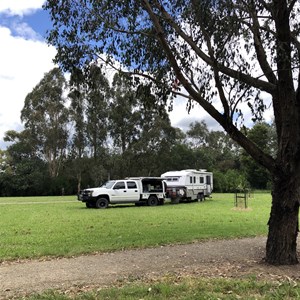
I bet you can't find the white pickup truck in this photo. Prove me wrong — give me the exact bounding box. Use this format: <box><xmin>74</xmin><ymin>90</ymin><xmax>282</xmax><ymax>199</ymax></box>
<box><xmin>78</xmin><ymin>177</ymin><xmax>166</xmax><ymax>208</ymax></box>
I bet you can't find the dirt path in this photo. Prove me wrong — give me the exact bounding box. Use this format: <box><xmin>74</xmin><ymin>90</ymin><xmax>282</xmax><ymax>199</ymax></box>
<box><xmin>1</xmin><ymin>236</ymin><xmax>300</xmax><ymax>299</ymax></box>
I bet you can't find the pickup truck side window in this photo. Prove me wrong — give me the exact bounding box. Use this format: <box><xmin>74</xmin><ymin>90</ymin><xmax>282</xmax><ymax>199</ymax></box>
<box><xmin>113</xmin><ymin>181</ymin><xmax>126</xmax><ymax>189</ymax></box>
<box><xmin>127</xmin><ymin>181</ymin><xmax>137</xmax><ymax>189</ymax></box>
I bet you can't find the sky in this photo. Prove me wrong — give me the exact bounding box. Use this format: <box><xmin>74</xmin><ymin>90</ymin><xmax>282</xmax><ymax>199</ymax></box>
<box><xmin>0</xmin><ymin>1</ymin><xmax>273</xmax><ymax>150</ymax></box>
<box><xmin>0</xmin><ymin>1</ymin><xmax>56</xmax><ymax>148</ymax></box>
<box><xmin>0</xmin><ymin>1</ymin><xmax>225</xmax><ymax>150</ymax></box>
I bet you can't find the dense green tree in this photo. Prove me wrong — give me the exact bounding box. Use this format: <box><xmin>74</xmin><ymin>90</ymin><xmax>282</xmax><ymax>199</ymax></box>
<box><xmin>167</xmin><ymin>143</ymin><xmax>196</xmax><ymax>171</ymax></box>
<box><xmin>129</xmin><ymin>83</ymin><xmax>178</xmax><ymax>176</ymax></box>
<box><xmin>109</xmin><ymin>73</ymin><xmax>141</xmax><ymax>154</ymax></box>
<box><xmin>69</xmin><ymin>68</ymin><xmax>88</xmax><ymax>160</ymax></box>
<box><xmin>241</xmin><ymin>123</ymin><xmax>275</xmax><ymax>189</ymax></box>
<box><xmin>130</xmin><ymin>117</ymin><xmax>178</xmax><ymax>176</ymax></box>
<box><xmin>108</xmin><ymin>73</ymin><xmax>177</xmax><ymax>178</ymax></box>
<box><xmin>68</xmin><ymin>69</ymin><xmax>88</xmax><ymax>193</ymax></box>
<box><xmin>1</xmin><ymin>130</ymin><xmax>49</xmax><ymax>196</ymax></box>
<box><xmin>68</xmin><ymin>65</ymin><xmax>111</xmax><ymax>189</ymax></box>
<box><xmin>213</xmin><ymin>169</ymin><xmax>248</xmax><ymax>193</ymax></box>
<box><xmin>21</xmin><ymin>68</ymin><xmax>69</xmax><ymax>178</ymax></box>
<box><xmin>85</xmin><ymin>65</ymin><xmax>110</xmax><ymax>159</ymax></box>
<box><xmin>186</xmin><ymin>121</ymin><xmax>210</xmax><ymax>148</ymax></box>
<box><xmin>187</xmin><ymin>121</ymin><xmax>240</xmax><ymax>172</ymax></box>
<box><xmin>45</xmin><ymin>0</ymin><xmax>300</xmax><ymax>264</ymax></box>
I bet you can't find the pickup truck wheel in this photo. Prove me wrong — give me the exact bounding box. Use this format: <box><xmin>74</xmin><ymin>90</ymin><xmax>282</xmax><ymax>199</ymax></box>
<box><xmin>86</xmin><ymin>202</ymin><xmax>95</xmax><ymax>208</ymax></box>
<box><xmin>95</xmin><ymin>198</ymin><xmax>108</xmax><ymax>209</ymax></box>
<box><xmin>147</xmin><ymin>195</ymin><xmax>158</xmax><ymax>206</ymax></box>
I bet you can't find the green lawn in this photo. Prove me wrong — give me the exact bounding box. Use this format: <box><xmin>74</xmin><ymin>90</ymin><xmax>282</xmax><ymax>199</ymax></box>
<box><xmin>3</xmin><ymin>193</ymin><xmax>298</xmax><ymax>300</ymax></box>
<box><xmin>27</xmin><ymin>276</ymin><xmax>300</xmax><ymax>300</ymax></box>
<box><xmin>0</xmin><ymin>193</ymin><xmax>271</xmax><ymax>261</ymax></box>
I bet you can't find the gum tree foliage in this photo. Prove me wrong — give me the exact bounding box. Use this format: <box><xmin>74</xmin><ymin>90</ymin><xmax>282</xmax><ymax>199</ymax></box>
<box><xmin>45</xmin><ymin>1</ymin><xmax>300</xmax><ymax>265</ymax></box>
<box><xmin>109</xmin><ymin>73</ymin><xmax>177</xmax><ymax>177</ymax></box>
<box><xmin>109</xmin><ymin>73</ymin><xmax>141</xmax><ymax>154</ymax></box>
<box><xmin>2</xmin><ymin>130</ymin><xmax>49</xmax><ymax>196</ymax></box>
<box><xmin>187</xmin><ymin>121</ymin><xmax>240</xmax><ymax>171</ymax></box>
<box><xmin>21</xmin><ymin>68</ymin><xmax>69</xmax><ymax>178</ymax></box>
<box><xmin>68</xmin><ymin>64</ymin><xmax>111</xmax><ymax>190</ymax></box>
<box><xmin>241</xmin><ymin>122</ymin><xmax>276</xmax><ymax>189</ymax></box>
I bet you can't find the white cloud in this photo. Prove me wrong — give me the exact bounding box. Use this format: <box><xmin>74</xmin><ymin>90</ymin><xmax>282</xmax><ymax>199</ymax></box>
<box><xmin>11</xmin><ymin>21</ymin><xmax>41</xmax><ymax>40</ymax></box>
<box><xmin>0</xmin><ymin>26</ymin><xmax>56</xmax><ymax>147</ymax></box>
<box><xmin>168</xmin><ymin>91</ymin><xmax>274</xmax><ymax>133</ymax></box>
<box><xmin>0</xmin><ymin>1</ymin><xmax>56</xmax><ymax>148</ymax></box>
<box><xmin>168</xmin><ymin>96</ymin><xmax>222</xmax><ymax>132</ymax></box>
<box><xmin>0</xmin><ymin>0</ymin><xmax>45</xmax><ymax>16</ymax></box>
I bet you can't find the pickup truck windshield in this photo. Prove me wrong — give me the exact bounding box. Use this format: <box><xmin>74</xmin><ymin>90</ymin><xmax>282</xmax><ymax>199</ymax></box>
<box><xmin>101</xmin><ymin>181</ymin><xmax>116</xmax><ymax>189</ymax></box>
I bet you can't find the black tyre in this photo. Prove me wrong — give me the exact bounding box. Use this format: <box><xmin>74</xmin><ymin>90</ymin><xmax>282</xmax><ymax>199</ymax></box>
<box><xmin>147</xmin><ymin>195</ymin><xmax>158</xmax><ymax>206</ymax></box>
<box><xmin>95</xmin><ymin>198</ymin><xmax>109</xmax><ymax>209</ymax></box>
<box><xmin>86</xmin><ymin>202</ymin><xmax>95</xmax><ymax>208</ymax></box>
<box><xmin>198</xmin><ymin>193</ymin><xmax>204</xmax><ymax>202</ymax></box>
<box><xmin>159</xmin><ymin>199</ymin><xmax>165</xmax><ymax>205</ymax></box>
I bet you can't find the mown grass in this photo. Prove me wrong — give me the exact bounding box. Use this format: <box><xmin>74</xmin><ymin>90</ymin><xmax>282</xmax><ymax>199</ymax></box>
<box><xmin>0</xmin><ymin>193</ymin><xmax>271</xmax><ymax>261</ymax></box>
<box><xmin>26</xmin><ymin>276</ymin><xmax>300</xmax><ymax>299</ymax></box>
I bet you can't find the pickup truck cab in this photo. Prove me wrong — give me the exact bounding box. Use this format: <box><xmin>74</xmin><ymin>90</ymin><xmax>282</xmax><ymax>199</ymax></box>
<box><xmin>78</xmin><ymin>177</ymin><xmax>166</xmax><ymax>208</ymax></box>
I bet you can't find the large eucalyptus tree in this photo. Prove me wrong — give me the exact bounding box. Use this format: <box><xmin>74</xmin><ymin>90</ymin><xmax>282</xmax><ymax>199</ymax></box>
<box><xmin>45</xmin><ymin>1</ymin><xmax>300</xmax><ymax>265</ymax></box>
<box><xmin>21</xmin><ymin>68</ymin><xmax>69</xmax><ymax>178</ymax></box>
<box><xmin>68</xmin><ymin>65</ymin><xmax>111</xmax><ymax>187</ymax></box>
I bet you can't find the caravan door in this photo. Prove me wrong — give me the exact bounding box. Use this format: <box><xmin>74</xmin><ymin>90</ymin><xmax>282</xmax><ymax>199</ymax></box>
<box><xmin>206</xmin><ymin>175</ymin><xmax>212</xmax><ymax>194</ymax></box>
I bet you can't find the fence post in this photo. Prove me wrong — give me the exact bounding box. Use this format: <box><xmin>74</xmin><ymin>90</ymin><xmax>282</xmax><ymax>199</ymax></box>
<box><xmin>234</xmin><ymin>189</ymin><xmax>249</xmax><ymax>208</ymax></box>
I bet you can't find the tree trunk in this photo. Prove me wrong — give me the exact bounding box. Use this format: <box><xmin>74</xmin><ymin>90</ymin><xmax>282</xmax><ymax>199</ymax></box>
<box><xmin>266</xmin><ymin>175</ymin><xmax>300</xmax><ymax>265</ymax></box>
<box><xmin>77</xmin><ymin>172</ymin><xmax>82</xmax><ymax>194</ymax></box>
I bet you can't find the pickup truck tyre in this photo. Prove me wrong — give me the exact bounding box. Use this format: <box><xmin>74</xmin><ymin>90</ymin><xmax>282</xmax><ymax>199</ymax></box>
<box><xmin>86</xmin><ymin>202</ymin><xmax>95</xmax><ymax>208</ymax></box>
<box><xmin>95</xmin><ymin>198</ymin><xmax>109</xmax><ymax>209</ymax></box>
<box><xmin>147</xmin><ymin>195</ymin><xmax>158</xmax><ymax>206</ymax></box>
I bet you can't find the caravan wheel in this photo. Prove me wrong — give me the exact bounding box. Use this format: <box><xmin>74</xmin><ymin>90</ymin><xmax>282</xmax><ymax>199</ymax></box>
<box><xmin>198</xmin><ymin>193</ymin><xmax>204</xmax><ymax>202</ymax></box>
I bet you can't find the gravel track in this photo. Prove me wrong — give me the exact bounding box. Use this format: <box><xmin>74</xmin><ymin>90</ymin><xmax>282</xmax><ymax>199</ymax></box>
<box><xmin>1</xmin><ymin>236</ymin><xmax>300</xmax><ymax>299</ymax></box>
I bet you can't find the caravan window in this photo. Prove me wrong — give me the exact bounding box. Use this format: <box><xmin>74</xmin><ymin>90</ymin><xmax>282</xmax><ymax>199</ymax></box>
<box><xmin>166</xmin><ymin>177</ymin><xmax>179</xmax><ymax>182</ymax></box>
<box><xmin>189</xmin><ymin>176</ymin><xmax>196</xmax><ymax>184</ymax></box>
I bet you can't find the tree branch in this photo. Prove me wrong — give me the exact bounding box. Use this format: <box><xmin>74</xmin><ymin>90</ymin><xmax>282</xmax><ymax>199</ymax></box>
<box><xmin>288</xmin><ymin>0</ymin><xmax>298</xmax><ymax>14</ymax></box>
<box><xmin>196</xmin><ymin>9</ymin><xmax>231</xmax><ymax>119</ymax></box>
<box><xmin>246</xmin><ymin>0</ymin><xmax>278</xmax><ymax>84</ymax></box>
<box><xmin>151</xmin><ymin>0</ymin><xmax>276</xmax><ymax>94</ymax></box>
<box><xmin>142</xmin><ymin>0</ymin><xmax>277</xmax><ymax>173</ymax></box>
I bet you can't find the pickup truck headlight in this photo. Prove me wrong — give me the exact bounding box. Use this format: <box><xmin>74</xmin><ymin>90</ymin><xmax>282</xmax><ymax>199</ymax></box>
<box><xmin>84</xmin><ymin>190</ymin><xmax>93</xmax><ymax>197</ymax></box>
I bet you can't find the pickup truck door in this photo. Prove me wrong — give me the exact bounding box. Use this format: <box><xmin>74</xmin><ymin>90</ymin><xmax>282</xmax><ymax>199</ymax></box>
<box><xmin>125</xmin><ymin>181</ymin><xmax>140</xmax><ymax>201</ymax></box>
<box><xmin>111</xmin><ymin>181</ymin><xmax>127</xmax><ymax>202</ymax></box>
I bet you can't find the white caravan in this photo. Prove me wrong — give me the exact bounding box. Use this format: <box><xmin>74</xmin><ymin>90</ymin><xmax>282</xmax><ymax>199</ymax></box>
<box><xmin>161</xmin><ymin>169</ymin><xmax>213</xmax><ymax>202</ymax></box>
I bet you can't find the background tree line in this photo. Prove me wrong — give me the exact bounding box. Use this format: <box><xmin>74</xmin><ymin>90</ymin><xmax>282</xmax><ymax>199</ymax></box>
<box><xmin>0</xmin><ymin>67</ymin><xmax>276</xmax><ymax>196</ymax></box>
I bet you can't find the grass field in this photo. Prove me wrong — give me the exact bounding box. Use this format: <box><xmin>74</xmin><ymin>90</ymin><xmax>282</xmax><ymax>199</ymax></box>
<box><xmin>0</xmin><ymin>193</ymin><xmax>271</xmax><ymax>261</ymax></box>
<box><xmin>27</xmin><ymin>276</ymin><xmax>300</xmax><ymax>300</ymax></box>
<box><xmin>4</xmin><ymin>192</ymin><xmax>299</xmax><ymax>300</ymax></box>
